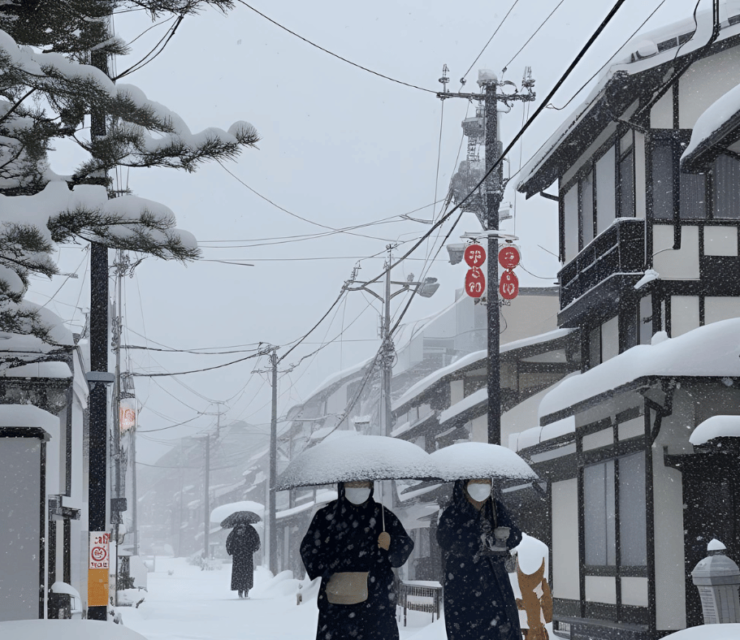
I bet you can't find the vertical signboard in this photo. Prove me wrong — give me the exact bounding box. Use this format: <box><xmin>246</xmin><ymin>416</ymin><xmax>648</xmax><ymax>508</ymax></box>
<box><xmin>88</xmin><ymin>531</ymin><xmax>110</xmax><ymax>607</ymax></box>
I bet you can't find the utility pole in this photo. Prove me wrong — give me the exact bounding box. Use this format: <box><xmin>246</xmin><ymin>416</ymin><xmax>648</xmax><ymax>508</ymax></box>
<box><xmin>203</xmin><ymin>433</ymin><xmax>211</xmax><ymax>559</ymax></box>
<box><xmin>131</xmin><ymin>425</ymin><xmax>138</xmax><ymax>556</ymax></box>
<box><xmin>344</xmin><ymin>250</ymin><xmax>440</xmax><ymax>436</ymax></box>
<box><xmin>437</xmin><ymin>65</ymin><xmax>535</xmax><ymax>445</ymax></box>
<box><xmin>269</xmin><ymin>348</ymin><xmax>278</xmax><ymax>574</ymax></box>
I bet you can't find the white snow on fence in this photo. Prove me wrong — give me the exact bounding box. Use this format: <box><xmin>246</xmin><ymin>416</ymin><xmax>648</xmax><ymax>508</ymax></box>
<box><xmin>689</xmin><ymin>415</ymin><xmax>740</xmax><ymax>446</ymax></box>
<box><xmin>539</xmin><ymin>319</ymin><xmax>740</xmax><ymax>420</ymax></box>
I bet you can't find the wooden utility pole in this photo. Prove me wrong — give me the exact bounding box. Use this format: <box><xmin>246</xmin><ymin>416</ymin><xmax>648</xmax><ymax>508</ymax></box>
<box><xmin>268</xmin><ymin>348</ymin><xmax>278</xmax><ymax>574</ymax></box>
<box><xmin>437</xmin><ymin>66</ymin><xmax>535</xmax><ymax>445</ymax></box>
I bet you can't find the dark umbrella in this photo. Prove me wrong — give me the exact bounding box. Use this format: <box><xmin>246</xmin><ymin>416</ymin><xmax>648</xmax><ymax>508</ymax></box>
<box><xmin>220</xmin><ymin>511</ymin><xmax>261</xmax><ymax>528</ymax></box>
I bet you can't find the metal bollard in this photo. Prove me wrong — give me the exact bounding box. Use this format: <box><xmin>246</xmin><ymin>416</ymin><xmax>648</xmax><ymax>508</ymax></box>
<box><xmin>691</xmin><ymin>539</ymin><xmax>740</xmax><ymax>624</ymax></box>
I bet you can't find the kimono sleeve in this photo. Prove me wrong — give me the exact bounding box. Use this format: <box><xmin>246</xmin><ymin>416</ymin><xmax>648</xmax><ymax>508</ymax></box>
<box><xmin>300</xmin><ymin>506</ymin><xmax>332</xmax><ymax>581</ymax></box>
<box><xmin>495</xmin><ymin>499</ymin><xmax>523</xmax><ymax>551</ymax></box>
<box><xmin>383</xmin><ymin>507</ymin><xmax>414</xmax><ymax>568</ymax></box>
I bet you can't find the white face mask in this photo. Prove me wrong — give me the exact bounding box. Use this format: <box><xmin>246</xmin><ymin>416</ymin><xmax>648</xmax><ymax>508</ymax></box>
<box><xmin>345</xmin><ymin>487</ymin><xmax>371</xmax><ymax>505</ymax></box>
<box><xmin>467</xmin><ymin>483</ymin><xmax>491</xmax><ymax>502</ymax></box>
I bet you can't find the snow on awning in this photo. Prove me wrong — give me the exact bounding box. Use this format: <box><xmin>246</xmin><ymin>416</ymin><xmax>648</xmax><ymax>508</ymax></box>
<box><xmin>430</xmin><ymin>442</ymin><xmax>537</xmax><ymax>482</ymax></box>
<box><xmin>276</xmin><ymin>435</ymin><xmax>434</xmax><ymax>490</ymax></box>
<box><xmin>0</xmin><ymin>404</ymin><xmax>59</xmax><ymax>440</ymax></box>
<box><xmin>690</xmin><ymin>415</ymin><xmax>740</xmax><ymax>446</ymax></box>
<box><xmin>682</xmin><ymin>81</ymin><xmax>740</xmax><ymax>172</ymax></box>
<box><xmin>539</xmin><ymin>319</ymin><xmax>740</xmax><ymax>422</ymax></box>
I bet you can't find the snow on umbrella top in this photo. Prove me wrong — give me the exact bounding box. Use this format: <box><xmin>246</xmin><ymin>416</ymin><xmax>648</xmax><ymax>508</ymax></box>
<box><xmin>220</xmin><ymin>511</ymin><xmax>261</xmax><ymax>528</ymax></box>
<box><xmin>429</xmin><ymin>442</ymin><xmax>537</xmax><ymax>482</ymax></box>
<box><xmin>276</xmin><ymin>435</ymin><xmax>434</xmax><ymax>490</ymax></box>
<box><xmin>210</xmin><ymin>500</ymin><xmax>264</xmax><ymax>525</ymax></box>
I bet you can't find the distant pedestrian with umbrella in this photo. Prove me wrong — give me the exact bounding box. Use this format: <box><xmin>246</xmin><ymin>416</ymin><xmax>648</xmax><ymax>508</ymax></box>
<box><xmin>437</xmin><ymin>478</ymin><xmax>523</xmax><ymax>640</ymax></box>
<box><xmin>300</xmin><ymin>480</ymin><xmax>414</xmax><ymax>640</ymax></box>
<box><xmin>223</xmin><ymin>511</ymin><xmax>261</xmax><ymax>598</ymax></box>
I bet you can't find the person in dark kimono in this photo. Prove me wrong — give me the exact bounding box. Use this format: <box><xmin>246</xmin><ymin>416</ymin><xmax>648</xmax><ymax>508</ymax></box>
<box><xmin>437</xmin><ymin>478</ymin><xmax>523</xmax><ymax>640</ymax></box>
<box><xmin>300</xmin><ymin>480</ymin><xmax>414</xmax><ymax>640</ymax></box>
<box><xmin>226</xmin><ymin>523</ymin><xmax>260</xmax><ymax>598</ymax></box>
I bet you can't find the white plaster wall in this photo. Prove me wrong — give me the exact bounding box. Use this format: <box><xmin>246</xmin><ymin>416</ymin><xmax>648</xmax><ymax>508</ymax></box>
<box><xmin>703</xmin><ymin>226</ymin><xmax>738</xmax><ymax>256</ymax></box>
<box><xmin>653</xmin><ymin>398</ymin><xmax>692</xmax><ymax>631</ymax></box>
<box><xmin>705</xmin><ymin>296</ymin><xmax>740</xmax><ymax>324</ymax></box>
<box><xmin>650</xmin><ymin>91</ymin><xmax>673</xmax><ymax>129</ymax></box>
<box><xmin>671</xmin><ymin>296</ymin><xmax>700</xmax><ymax>337</ymax></box>
<box><xmin>551</xmin><ymin>479</ymin><xmax>580</xmax><ymax>601</ymax></box>
<box><xmin>622</xmin><ymin>577</ymin><xmax>648</xmax><ymax>607</ymax></box>
<box><xmin>450</xmin><ymin>380</ymin><xmax>464</xmax><ymax>405</ymax></box>
<box><xmin>470</xmin><ymin>414</ymin><xmax>487</xmax><ymax>443</ymax></box>
<box><xmin>562</xmin><ymin>123</ymin><xmax>619</xmax><ymax>188</ymax></box>
<box><xmin>601</xmin><ymin>316</ymin><xmax>619</xmax><ymax>362</ymax></box>
<box><xmin>326</xmin><ymin>384</ymin><xmax>347</xmax><ymax>416</ymax></box>
<box><xmin>680</xmin><ymin>44</ymin><xmax>740</xmax><ymax>129</ymax></box>
<box><xmin>618</xmin><ymin>416</ymin><xmax>644</xmax><ymax>441</ymax></box>
<box><xmin>653</xmin><ymin>225</ymin><xmax>700</xmax><ymax>280</ymax></box>
<box><xmin>585</xmin><ymin>576</ymin><xmax>616</xmax><ymax>604</ymax></box>
<box><xmin>582</xmin><ymin>427</ymin><xmax>613</xmax><ymax>451</ymax></box>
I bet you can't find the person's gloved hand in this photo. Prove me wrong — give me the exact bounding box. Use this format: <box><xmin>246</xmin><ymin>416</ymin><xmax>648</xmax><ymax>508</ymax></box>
<box><xmin>378</xmin><ymin>532</ymin><xmax>391</xmax><ymax>550</ymax></box>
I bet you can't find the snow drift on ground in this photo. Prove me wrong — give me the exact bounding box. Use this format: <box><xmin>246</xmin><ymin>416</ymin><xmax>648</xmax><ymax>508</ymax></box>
<box><xmin>0</xmin><ymin>620</ymin><xmax>146</xmax><ymax>640</ymax></box>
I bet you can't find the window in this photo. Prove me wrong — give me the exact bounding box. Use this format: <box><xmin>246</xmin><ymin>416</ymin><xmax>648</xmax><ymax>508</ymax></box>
<box><xmin>589</xmin><ymin>325</ymin><xmax>601</xmax><ymax>369</ymax></box>
<box><xmin>652</xmin><ymin>143</ymin><xmax>673</xmax><ymax>219</ymax></box>
<box><xmin>581</xmin><ymin>171</ymin><xmax>594</xmax><ymax>246</ymax></box>
<box><xmin>564</xmin><ymin>185</ymin><xmax>579</xmax><ymax>262</ymax></box>
<box><xmin>680</xmin><ymin>172</ymin><xmax>706</xmax><ymax>218</ymax></box>
<box><xmin>639</xmin><ymin>296</ymin><xmax>653</xmax><ymax>345</ymax></box>
<box><xmin>601</xmin><ymin>316</ymin><xmax>619</xmax><ymax>362</ymax></box>
<box><xmin>713</xmin><ymin>154</ymin><xmax>740</xmax><ymax>219</ymax></box>
<box><xmin>584</xmin><ymin>452</ymin><xmax>647</xmax><ymax>568</ymax></box>
<box><xmin>596</xmin><ymin>147</ymin><xmax>616</xmax><ymax>233</ymax></box>
<box><xmin>584</xmin><ymin>460</ymin><xmax>616</xmax><ymax>565</ymax></box>
<box><xmin>619</xmin><ymin>150</ymin><xmax>635</xmax><ymax>218</ymax></box>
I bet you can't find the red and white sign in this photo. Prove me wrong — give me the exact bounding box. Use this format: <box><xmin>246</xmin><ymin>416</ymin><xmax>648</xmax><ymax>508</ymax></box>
<box><xmin>498</xmin><ymin>245</ymin><xmax>521</xmax><ymax>270</ymax></box>
<box><xmin>89</xmin><ymin>531</ymin><xmax>110</xmax><ymax>569</ymax></box>
<box><xmin>464</xmin><ymin>244</ymin><xmax>486</xmax><ymax>268</ymax></box>
<box><xmin>120</xmin><ymin>398</ymin><xmax>137</xmax><ymax>433</ymax></box>
<box><xmin>465</xmin><ymin>267</ymin><xmax>486</xmax><ymax>298</ymax></box>
<box><xmin>499</xmin><ymin>270</ymin><xmax>519</xmax><ymax>300</ymax></box>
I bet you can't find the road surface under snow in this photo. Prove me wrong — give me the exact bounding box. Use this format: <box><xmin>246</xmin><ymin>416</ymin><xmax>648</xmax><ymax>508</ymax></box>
<box><xmin>123</xmin><ymin>557</ymin><xmax>445</xmax><ymax>640</ymax></box>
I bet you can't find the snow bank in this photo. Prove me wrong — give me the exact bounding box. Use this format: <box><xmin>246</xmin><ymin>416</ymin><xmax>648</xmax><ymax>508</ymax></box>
<box><xmin>690</xmin><ymin>415</ymin><xmax>740</xmax><ymax>446</ymax></box>
<box><xmin>276</xmin><ymin>435</ymin><xmax>433</xmax><ymax>490</ymax></box>
<box><xmin>662</xmin><ymin>624</ymin><xmax>740</xmax><ymax>640</ymax></box>
<box><xmin>0</xmin><ymin>620</ymin><xmax>147</xmax><ymax>640</ymax></box>
<box><xmin>209</xmin><ymin>500</ymin><xmax>264</xmax><ymax>524</ymax></box>
<box><xmin>429</xmin><ymin>442</ymin><xmax>537</xmax><ymax>482</ymax></box>
<box><xmin>540</xmin><ymin>319</ymin><xmax>740</xmax><ymax>420</ymax></box>
<box><xmin>513</xmin><ymin>533</ymin><xmax>549</xmax><ymax>576</ymax></box>
<box><xmin>250</xmin><ymin>570</ymin><xmax>301</xmax><ymax>599</ymax></box>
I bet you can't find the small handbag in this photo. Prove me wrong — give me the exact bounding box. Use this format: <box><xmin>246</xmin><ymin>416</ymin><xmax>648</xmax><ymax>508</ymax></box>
<box><xmin>325</xmin><ymin>571</ymin><xmax>369</xmax><ymax>605</ymax></box>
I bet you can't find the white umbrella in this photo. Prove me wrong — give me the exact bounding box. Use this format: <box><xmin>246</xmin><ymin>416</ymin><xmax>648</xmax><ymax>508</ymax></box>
<box><xmin>429</xmin><ymin>442</ymin><xmax>537</xmax><ymax>482</ymax></box>
<box><xmin>275</xmin><ymin>435</ymin><xmax>434</xmax><ymax>491</ymax></box>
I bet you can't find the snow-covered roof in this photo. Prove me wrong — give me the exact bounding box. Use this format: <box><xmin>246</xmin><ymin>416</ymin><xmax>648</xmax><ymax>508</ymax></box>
<box><xmin>518</xmin><ymin>3</ymin><xmax>740</xmax><ymax>195</ymax></box>
<box><xmin>690</xmin><ymin>415</ymin><xmax>740</xmax><ymax>446</ymax></box>
<box><xmin>439</xmin><ymin>387</ymin><xmax>486</xmax><ymax>425</ymax></box>
<box><xmin>682</xmin><ymin>81</ymin><xmax>740</xmax><ymax>171</ymax></box>
<box><xmin>393</xmin><ymin>328</ymin><xmax>574</xmax><ymax>414</ymax></box>
<box><xmin>429</xmin><ymin>442</ymin><xmax>537</xmax><ymax>482</ymax></box>
<box><xmin>539</xmin><ymin>320</ymin><xmax>740</xmax><ymax>421</ymax></box>
<box><xmin>276</xmin><ymin>435</ymin><xmax>433</xmax><ymax>490</ymax></box>
<box><xmin>0</xmin><ymin>404</ymin><xmax>59</xmax><ymax>434</ymax></box>
<box><xmin>510</xmin><ymin>416</ymin><xmax>576</xmax><ymax>452</ymax></box>
<box><xmin>0</xmin><ymin>361</ymin><xmax>71</xmax><ymax>379</ymax></box>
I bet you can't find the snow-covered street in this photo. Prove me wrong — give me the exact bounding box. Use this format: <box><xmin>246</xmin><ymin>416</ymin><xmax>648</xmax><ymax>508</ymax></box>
<box><xmin>123</xmin><ymin>558</ymin><xmax>445</xmax><ymax>640</ymax></box>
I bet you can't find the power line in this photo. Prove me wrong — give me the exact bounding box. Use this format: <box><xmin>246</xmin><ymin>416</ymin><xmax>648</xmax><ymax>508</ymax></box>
<box><xmin>502</xmin><ymin>0</ymin><xmax>568</xmax><ymax>73</ymax></box>
<box><xmin>235</xmin><ymin>0</ymin><xmax>436</xmax><ymax>94</ymax></box>
<box><xmin>122</xmin><ymin>344</ymin><xmax>262</xmax><ymax>355</ymax></box>
<box><xmin>461</xmin><ymin>0</ymin><xmax>523</xmax><ymax>83</ymax></box>
<box><xmin>131</xmin><ymin>350</ymin><xmax>268</xmax><ymax>377</ymax></box>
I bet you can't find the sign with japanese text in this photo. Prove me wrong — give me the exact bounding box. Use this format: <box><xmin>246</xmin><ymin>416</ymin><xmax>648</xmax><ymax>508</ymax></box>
<box><xmin>498</xmin><ymin>245</ymin><xmax>521</xmax><ymax>270</ymax></box>
<box><xmin>499</xmin><ymin>270</ymin><xmax>519</xmax><ymax>300</ymax></box>
<box><xmin>465</xmin><ymin>267</ymin><xmax>486</xmax><ymax>298</ymax></box>
<box><xmin>464</xmin><ymin>244</ymin><xmax>486</xmax><ymax>268</ymax></box>
<box><xmin>89</xmin><ymin>531</ymin><xmax>110</xmax><ymax>569</ymax></box>
<box><xmin>120</xmin><ymin>399</ymin><xmax>137</xmax><ymax>433</ymax></box>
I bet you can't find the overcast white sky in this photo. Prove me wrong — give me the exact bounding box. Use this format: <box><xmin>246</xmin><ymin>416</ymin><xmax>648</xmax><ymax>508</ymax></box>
<box><xmin>24</xmin><ymin>0</ymin><xmax>705</xmax><ymax>462</ymax></box>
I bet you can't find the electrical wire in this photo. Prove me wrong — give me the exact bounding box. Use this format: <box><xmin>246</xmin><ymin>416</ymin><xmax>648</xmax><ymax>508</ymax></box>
<box><xmin>122</xmin><ymin>344</ymin><xmax>262</xmax><ymax>355</ymax></box>
<box><xmin>235</xmin><ymin>0</ymin><xmax>436</xmax><ymax>94</ymax></box>
<box><xmin>502</xmin><ymin>0</ymin><xmax>568</xmax><ymax>72</ymax></box>
<box><xmin>461</xmin><ymin>0</ymin><xmax>523</xmax><ymax>84</ymax></box>
<box><xmin>131</xmin><ymin>350</ymin><xmax>268</xmax><ymax>377</ymax></box>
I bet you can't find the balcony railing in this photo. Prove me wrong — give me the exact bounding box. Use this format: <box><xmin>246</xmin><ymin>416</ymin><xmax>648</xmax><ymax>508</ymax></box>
<box><xmin>559</xmin><ymin>218</ymin><xmax>645</xmax><ymax>309</ymax></box>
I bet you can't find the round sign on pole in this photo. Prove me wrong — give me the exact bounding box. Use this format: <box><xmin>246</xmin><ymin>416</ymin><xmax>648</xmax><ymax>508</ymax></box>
<box><xmin>464</xmin><ymin>244</ymin><xmax>487</xmax><ymax>268</ymax></box>
<box><xmin>465</xmin><ymin>267</ymin><xmax>486</xmax><ymax>298</ymax></box>
<box><xmin>498</xmin><ymin>245</ymin><xmax>521</xmax><ymax>270</ymax></box>
<box><xmin>499</xmin><ymin>270</ymin><xmax>519</xmax><ymax>300</ymax></box>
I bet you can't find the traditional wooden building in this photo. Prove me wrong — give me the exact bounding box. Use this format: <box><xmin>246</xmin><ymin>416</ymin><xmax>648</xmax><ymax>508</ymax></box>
<box><xmin>515</xmin><ymin>3</ymin><xmax>740</xmax><ymax>638</ymax></box>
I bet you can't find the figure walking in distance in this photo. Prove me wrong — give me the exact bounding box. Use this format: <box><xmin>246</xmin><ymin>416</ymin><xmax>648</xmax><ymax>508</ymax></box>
<box><xmin>437</xmin><ymin>478</ymin><xmax>523</xmax><ymax>640</ymax></box>
<box><xmin>300</xmin><ymin>480</ymin><xmax>414</xmax><ymax>640</ymax></box>
<box><xmin>226</xmin><ymin>523</ymin><xmax>260</xmax><ymax>598</ymax></box>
